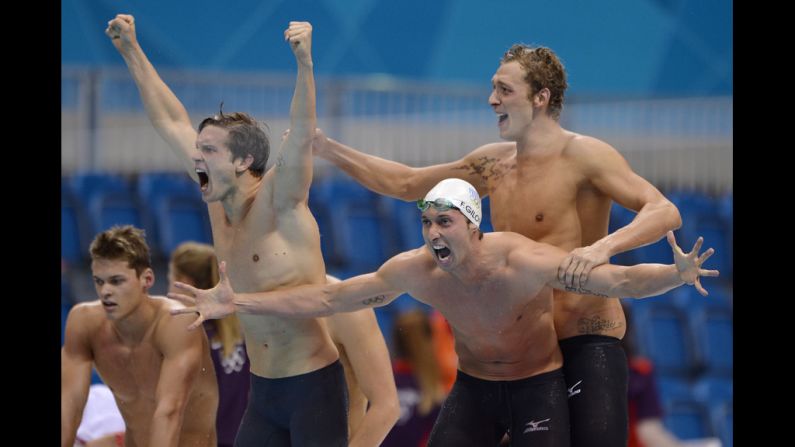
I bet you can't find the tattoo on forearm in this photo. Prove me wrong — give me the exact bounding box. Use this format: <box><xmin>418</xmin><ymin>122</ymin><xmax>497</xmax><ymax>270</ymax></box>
<box><xmin>453</xmin><ymin>156</ymin><xmax>513</xmax><ymax>183</ymax></box>
<box><xmin>577</xmin><ymin>316</ymin><xmax>622</xmax><ymax>334</ymax></box>
<box><xmin>565</xmin><ymin>286</ymin><xmax>609</xmax><ymax>298</ymax></box>
<box><xmin>361</xmin><ymin>295</ymin><xmax>386</xmax><ymax>306</ymax></box>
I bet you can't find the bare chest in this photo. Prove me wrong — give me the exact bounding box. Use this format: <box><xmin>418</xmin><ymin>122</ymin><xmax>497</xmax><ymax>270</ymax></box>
<box><xmin>487</xmin><ymin>161</ymin><xmax>584</xmax><ymax>245</ymax></box>
<box><xmin>92</xmin><ymin>336</ymin><xmax>162</xmax><ymax>403</ymax></box>
<box><xmin>419</xmin><ymin>278</ymin><xmax>546</xmax><ymax>337</ymax></box>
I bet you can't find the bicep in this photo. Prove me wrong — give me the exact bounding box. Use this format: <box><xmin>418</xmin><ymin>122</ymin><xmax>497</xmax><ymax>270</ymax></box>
<box><xmin>155</xmin><ymin>317</ymin><xmax>207</xmax><ymax>404</ymax></box>
<box><xmin>61</xmin><ymin>347</ymin><xmax>93</xmax><ymax>403</ymax></box>
<box><xmin>61</xmin><ymin>313</ymin><xmax>94</xmax><ymax>412</ymax></box>
<box><xmin>586</xmin><ymin>147</ymin><xmax>665</xmax><ymax>211</ymax></box>
<box><xmin>157</xmin><ymin>122</ymin><xmax>201</xmax><ymax>182</ymax></box>
<box><xmin>409</xmin><ymin>146</ymin><xmax>503</xmax><ymax>197</ymax></box>
<box><xmin>272</xmin><ymin>138</ymin><xmax>313</xmax><ymax>208</ymax></box>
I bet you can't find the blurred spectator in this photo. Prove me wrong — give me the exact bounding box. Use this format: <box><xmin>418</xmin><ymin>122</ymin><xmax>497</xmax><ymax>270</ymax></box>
<box><xmin>623</xmin><ymin>303</ymin><xmax>722</xmax><ymax>447</ymax></box>
<box><xmin>382</xmin><ymin>309</ymin><xmax>446</xmax><ymax>447</ymax></box>
<box><xmin>168</xmin><ymin>242</ymin><xmax>249</xmax><ymax>447</ymax></box>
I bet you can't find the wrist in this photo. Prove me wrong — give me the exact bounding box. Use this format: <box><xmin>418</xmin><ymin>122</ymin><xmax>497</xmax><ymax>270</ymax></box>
<box><xmin>590</xmin><ymin>238</ymin><xmax>615</xmax><ymax>258</ymax></box>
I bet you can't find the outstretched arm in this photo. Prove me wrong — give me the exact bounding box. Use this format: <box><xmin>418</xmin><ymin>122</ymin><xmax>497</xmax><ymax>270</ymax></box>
<box><xmin>61</xmin><ymin>307</ymin><xmax>95</xmax><ymax>447</ymax></box>
<box><xmin>168</xmin><ymin>255</ymin><xmax>410</xmax><ymax>329</ymax></box>
<box><xmin>558</xmin><ymin>137</ymin><xmax>682</xmax><ymax>287</ymax></box>
<box><xmin>272</xmin><ymin>22</ymin><xmax>317</xmax><ymax>209</ymax></box>
<box><xmin>106</xmin><ymin>14</ymin><xmax>199</xmax><ymax>181</ymax></box>
<box><xmin>314</xmin><ymin>129</ymin><xmax>502</xmax><ymax>199</ymax></box>
<box><xmin>546</xmin><ymin>231</ymin><xmax>718</xmax><ymax>299</ymax></box>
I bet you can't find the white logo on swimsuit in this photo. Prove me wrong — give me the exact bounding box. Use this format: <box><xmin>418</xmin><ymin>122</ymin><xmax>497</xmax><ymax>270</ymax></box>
<box><xmin>212</xmin><ymin>340</ymin><xmax>247</xmax><ymax>374</ymax></box>
<box><xmin>523</xmin><ymin>418</ymin><xmax>551</xmax><ymax>433</ymax></box>
<box><xmin>568</xmin><ymin>380</ymin><xmax>583</xmax><ymax>398</ymax></box>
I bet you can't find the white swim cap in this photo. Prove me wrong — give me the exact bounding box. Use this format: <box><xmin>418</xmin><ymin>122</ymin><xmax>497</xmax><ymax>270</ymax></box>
<box><xmin>421</xmin><ymin>178</ymin><xmax>482</xmax><ymax>228</ymax></box>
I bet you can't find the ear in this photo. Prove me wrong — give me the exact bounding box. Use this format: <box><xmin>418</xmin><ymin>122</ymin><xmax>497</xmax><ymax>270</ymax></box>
<box><xmin>235</xmin><ymin>154</ymin><xmax>254</xmax><ymax>173</ymax></box>
<box><xmin>533</xmin><ymin>88</ymin><xmax>550</xmax><ymax>108</ymax></box>
<box><xmin>141</xmin><ymin>268</ymin><xmax>155</xmax><ymax>289</ymax></box>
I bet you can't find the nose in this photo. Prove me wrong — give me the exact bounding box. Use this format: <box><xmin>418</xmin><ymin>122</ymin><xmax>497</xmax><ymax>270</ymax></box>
<box><xmin>98</xmin><ymin>283</ymin><xmax>112</xmax><ymax>299</ymax></box>
<box><xmin>427</xmin><ymin>223</ymin><xmax>442</xmax><ymax>241</ymax></box>
<box><xmin>488</xmin><ymin>89</ymin><xmax>499</xmax><ymax>106</ymax></box>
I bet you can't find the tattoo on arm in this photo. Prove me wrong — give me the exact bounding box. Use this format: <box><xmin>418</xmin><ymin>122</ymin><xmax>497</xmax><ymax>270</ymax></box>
<box><xmin>564</xmin><ymin>286</ymin><xmax>609</xmax><ymax>298</ymax></box>
<box><xmin>577</xmin><ymin>317</ymin><xmax>622</xmax><ymax>335</ymax></box>
<box><xmin>453</xmin><ymin>156</ymin><xmax>513</xmax><ymax>184</ymax></box>
<box><xmin>361</xmin><ymin>295</ymin><xmax>386</xmax><ymax>306</ymax></box>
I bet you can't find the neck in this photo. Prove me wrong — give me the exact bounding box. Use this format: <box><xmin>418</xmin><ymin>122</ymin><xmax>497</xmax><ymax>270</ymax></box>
<box><xmin>514</xmin><ymin>113</ymin><xmax>562</xmax><ymax>155</ymax></box>
<box><xmin>449</xmin><ymin>237</ymin><xmax>491</xmax><ymax>285</ymax></box>
<box><xmin>222</xmin><ymin>173</ymin><xmax>260</xmax><ymax>224</ymax></box>
<box><xmin>111</xmin><ymin>295</ymin><xmax>156</xmax><ymax>344</ymax></box>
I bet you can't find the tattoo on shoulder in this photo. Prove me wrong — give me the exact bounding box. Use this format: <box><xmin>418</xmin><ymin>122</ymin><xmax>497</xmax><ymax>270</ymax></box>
<box><xmin>361</xmin><ymin>295</ymin><xmax>386</xmax><ymax>306</ymax></box>
<box><xmin>453</xmin><ymin>156</ymin><xmax>513</xmax><ymax>183</ymax></box>
<box><xmin>564</xmin><ymin>286</ymin><xmax>609</xmax><ymax>298</ymax></box>
<box><xmin>275</xmin><ymin>154</ymin><xmax>285</xmax><ymax>168</ymax></box>
<box><xmin>577</xmin><ymin>316</ymin><xmax>622</xmax><ymax>334</ymax></box>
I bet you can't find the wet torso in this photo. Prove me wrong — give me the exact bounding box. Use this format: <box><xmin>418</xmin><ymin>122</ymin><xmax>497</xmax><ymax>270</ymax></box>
<box><xmin>470</xmin><ymin>133</ymin><xmax>626</xmax><ymax>340</ymax></box>
<box><xmin>86</xmin><ymin>299</ymin><xmax>218</xmax><ymax>447</ymax></box>
<box><xmin>207</xmin><ymin>172</ymin><xmax>337</xmax><ymax>378</ymax></box>
<box><xmin>403</xmin><ymin>238</ymin><xmax>562</xmax><ymax>381</ymax></box>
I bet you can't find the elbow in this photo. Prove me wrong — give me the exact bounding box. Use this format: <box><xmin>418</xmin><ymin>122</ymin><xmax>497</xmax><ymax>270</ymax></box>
<box><xmin>367</xmin><ymin>394</ymin><xmax>400</xmax><ymax>429</ymax></box>
<box><xmin>395</xmin><ymin>172</ymin><xmax>422</xmax><ymax>201</ymax></box>
<box><xmin>153</xmin><ymin>399</ymin><xmax>185</xmax><ymax>423</ymax></box>
<box><xmin>380</xmin><ymin>396</ymin><xmax>402</xmax><ymax>427</ymax></box>
<box><xmin>656</xmin><ymin>199</ymin><xmax>682</xmax><ymax>230</ymax></box>
<box><xmin>319</xmin><ymin>287</ymin><xmax>339</xmax><ymax>317</ymax></box>
<box><xmin>668</xmin><ymin>203</ymin><xmax>683</xmax><ymax>230</ymax></box>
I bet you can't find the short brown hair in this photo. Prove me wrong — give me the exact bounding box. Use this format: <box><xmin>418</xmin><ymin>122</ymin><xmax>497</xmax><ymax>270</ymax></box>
<box><xmin>198</xmin><ymin>106</ymin><xmax>270</xmax><ymax>177</ymax></box>
<box><xmin>89</xmin><ymin>225</ymin><xmax>152</xmax><ymax>276</ymax></box>
<box><xmin>501</xmin><ymin>44</ymin><xmax>568</xmax><ymax>120</ymax></box>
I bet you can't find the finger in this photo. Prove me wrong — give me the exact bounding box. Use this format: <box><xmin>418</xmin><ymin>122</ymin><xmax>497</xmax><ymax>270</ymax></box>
<box><xmin>170</xmin><ymin>306</ymin><xmax>198</xmax><ymax>316</ymax></box>
<box><xmin>698</xmin><ymin>248</ymin><xmax>715</xmax><ymax>264</ymax></box>
<box><xmin>571</xmin><ymin>261</ymin><xmax>586</xmax><ymax>288</ymax></box>
<box><xmin>187</xmin><ymin>315</ymin><xmax>205</xmax><ymax>331</ymax></box>
<box><xmin>558</xmin><ymin>256</ymin><xmax>573</xmax><ymax>283</ymax></box>
<box><xmin>699</xmin><ymin>269</ymin><xmax>720</xmax><ymax>277</ymax></box>
<box><xmin>173</xmin><ymin>281</ymin><xmax>200</xmax><ymax>295</ymax></box>
<box><xmin>695</xmin><ymin>279</ymin><xmax>709</xmax><ymax>297</ymax></box>
<box><xmin>218</xmin><ymin>261</ymin><xmax>229</xmax><ymax>283</ymax></box>
<box><xmin>666</xmin><ymin>230</ymin><xmax>677</xmax><ymax>248</ymax></box>
<box><xmin>565</xmin><ymin>261</ymin><xmax>580</xmax><ymax>288</ymax></box>
<box><xmin>167</xmin><ymin>292</ymin><xmax>196</xmax><ymax>306</ymax></box>
<box><xmin>578</xmin><ymin>264</ymin><xmax>593</xmax><ymax>290</ymax></box>
<box><xmin>691</xmin><ymin>237</ymin><xmax>704</xmax><ymax>255</ymax></box>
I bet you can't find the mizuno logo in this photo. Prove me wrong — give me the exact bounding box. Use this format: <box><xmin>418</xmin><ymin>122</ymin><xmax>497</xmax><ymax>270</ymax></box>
<box><xmin>523</xmin><ymin>418</ymin><xmax>551</xmax><ymax>433</ymax></box>
<box><xmin>568</xmin><ymin>380</ymin><xmax>583</xmax><ymax>398</ymax></box>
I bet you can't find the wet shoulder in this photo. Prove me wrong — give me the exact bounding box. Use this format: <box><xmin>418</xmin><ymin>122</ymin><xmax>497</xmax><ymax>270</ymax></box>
<box><xmin>150</xmin><ymin>296</ymin><xmax>197</xmax><ymax>332</ymax></box>
<box><xmin>380</xmin><ymin>247</ymin><xmax>434</xmax><ymax>280</ymax></box>
<box><xmin>489</xmin><ymin>231</ymin><xmax>537</xmax><ymax>250</ymax></box>
<box><xmin>562</xmin><ymin>131</ymin><xmax>618</xmax><ymax>161</ymax></box>
<box><xmin>68</xmin><ymin>301</ymin><xmax>106</xmax><ymax>326</ymax></box>
<box><xmin>468</xmin><ymin>141</ymin><xmax>516</xmax><ymax>158</ymax></box>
